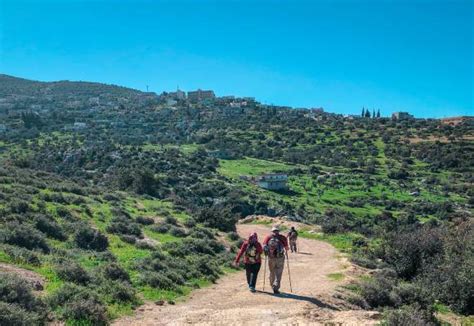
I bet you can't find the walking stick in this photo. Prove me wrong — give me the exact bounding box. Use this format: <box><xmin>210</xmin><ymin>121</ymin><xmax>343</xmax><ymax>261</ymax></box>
<box><xmin>286</xmin><ymin>252</ymin><xmax>293</xmax><ymax>293</ymax></box>
<box><xmin>262</xmin><ymin>255</ymin><xmax>267</xmax><ymax>292</ymax></box>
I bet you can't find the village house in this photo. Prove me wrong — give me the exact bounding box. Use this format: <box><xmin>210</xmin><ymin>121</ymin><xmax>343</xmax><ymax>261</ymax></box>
<box><xmin>392</xmin><ymin>112</ymin><xmax>414</xmax><ymax>120</ymax></box>
<box><xmin>187</xmin><ymin>89</ymin><xmax>215</xmax><ymax>103</ymax></box>
<box><xmin>256</xmin><ymin>173</ymin><xmax>288</xmax><ymax>190</ymax></box>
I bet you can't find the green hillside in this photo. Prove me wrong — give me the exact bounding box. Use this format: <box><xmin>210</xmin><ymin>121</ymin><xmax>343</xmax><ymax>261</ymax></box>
<box><xmin>0</xmin><ymin>75</ymin><xmax>472</xmax><ymax>325</ymax></box>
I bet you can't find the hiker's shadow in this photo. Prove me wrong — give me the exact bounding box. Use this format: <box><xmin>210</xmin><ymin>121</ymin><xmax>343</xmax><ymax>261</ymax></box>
<box><xmin>257</xmin><ymin>291</ymin><xmax>339</xmax><ymax>311</ymax></box>
<box><xmin>296</xmin><ymin>252</ymin><xmax>312</xmax><ymax>255</ymax></box>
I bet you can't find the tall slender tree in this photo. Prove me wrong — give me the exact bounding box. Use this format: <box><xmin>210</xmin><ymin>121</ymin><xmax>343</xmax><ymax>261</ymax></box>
<box><xmin>361</xmin><ymin>107</ymin><xmax>365</xmax><ymax>117</ymax></box>
<box><xmin>365</xmin><ymin>109</ymin><xmax>371</xmax><ymax>118</ymax></box>
<box><xmin>377</xmin><ymin>109</ymin><xmax>381</xmax><ymax>118</ymax></box>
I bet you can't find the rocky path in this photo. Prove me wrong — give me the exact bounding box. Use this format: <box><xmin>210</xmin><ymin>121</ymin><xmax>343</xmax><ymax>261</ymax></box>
<box><xmin>114</xmin><ymin>224</ymin><xmax>379</xmax><ymax>325</ymax></box>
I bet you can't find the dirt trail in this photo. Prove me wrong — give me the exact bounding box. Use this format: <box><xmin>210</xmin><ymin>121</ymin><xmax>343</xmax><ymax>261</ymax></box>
<box><xmin>0</xmin><ymin>263</ymin><xmax>45</xmax><ymax>291</ymax></box>
<box><xmin>114</xmin><ymin>224</ymin><xmax>379</xmax><ymax>326</ymax></box>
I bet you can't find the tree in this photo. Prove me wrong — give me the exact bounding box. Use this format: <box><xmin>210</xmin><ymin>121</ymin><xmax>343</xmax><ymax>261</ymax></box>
<box><xmin>377</xmin><ymin>109</ymin><xmax>381</xmax><ymax>118</ymax></box>
<box><xmin>361</xmin><ymin>107</ymin><xmax>366</xmax><ymax>117</ymax></box>
<box><xmin>372</xmin><ymin>109</ymin><xmax>376</xmax><ymax>119</ymax></box>
<box><xmin>365</xmin><ymin>109</ymin><xmax>371</xmax><ymax>118</ymax></box>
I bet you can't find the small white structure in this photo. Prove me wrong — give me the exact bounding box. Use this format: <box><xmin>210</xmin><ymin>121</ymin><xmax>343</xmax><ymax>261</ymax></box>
<box><xmin>73</xmin><ymin>122</ymin><xmax>87</xmax><ymax>130</ymax></box>
<box><xmin>256</xmin><ymin>173</ymin><xmax>288</xmax><ymax>190</ymax></box>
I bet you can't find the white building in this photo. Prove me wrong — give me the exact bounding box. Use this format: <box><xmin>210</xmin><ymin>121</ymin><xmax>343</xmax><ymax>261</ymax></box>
<box><xmin>73</xmin><ymin>122</ymin><xmax>87</xmax><ymax>130</ymax></box>
<box><xmin>256</xmin><ymin>173</ymin><xmax>288</xmax><ymax>190</ymax></box>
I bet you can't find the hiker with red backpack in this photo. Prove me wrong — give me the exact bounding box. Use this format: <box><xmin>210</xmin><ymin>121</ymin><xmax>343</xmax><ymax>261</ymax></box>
<box><xmin>234</xmin><ymin>232</ymin><xmax>263</xmax><ymax>293</ymax></box>
<box><xmin>263</xmin><ymin>226</ymin><xmax>289</xmax><ymax>294</ymax></box>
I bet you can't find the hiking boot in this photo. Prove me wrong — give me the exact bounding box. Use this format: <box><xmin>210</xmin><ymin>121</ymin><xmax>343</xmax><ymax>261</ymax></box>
<box><xmin>273</xmin><ymin>288</ymin><xmax>280</xmax><ymax>295</ymax></box>
<box><xmin>250</xmin><ymin>287</ymin><xmax>256</xmax><ymax>293</ymax></box>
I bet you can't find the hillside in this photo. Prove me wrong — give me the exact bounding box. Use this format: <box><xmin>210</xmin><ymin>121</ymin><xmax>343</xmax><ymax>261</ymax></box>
<box><xmin>0</xmin><ymin>75</ymin><xmax>473</xmax><ymax>325</ymax></box>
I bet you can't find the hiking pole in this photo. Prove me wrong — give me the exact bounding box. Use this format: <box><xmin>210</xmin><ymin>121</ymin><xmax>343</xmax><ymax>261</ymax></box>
<box><xmin>262</xmin><ymin>255</ymin><xmax>267</xmax><ymax>292</ymax></box>
<box><xmin>286</xmin><ymin>252</ymin><xmax>293</xmax><ymax>293</ymax></box>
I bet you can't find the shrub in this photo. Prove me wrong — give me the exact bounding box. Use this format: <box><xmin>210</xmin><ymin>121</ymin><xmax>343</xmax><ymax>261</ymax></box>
<box><xmin>56</xmin><ymin>206</ymin><xmax>74</xmax><ymax>220</ymax></box>
<box><xmin>169</xmin><ymin>226</ymin><xmax>187</xmax><ymax>237</ymax></box>
<box><xmin>0</xmin><ymin>302</ymin><xmax>45</xmax><ymax>326</ymax></box>
<box><xmin>383</xmin><ymin>225</ymin><xmax>444</xmax><ymax>279</ymax></box>
<box><xmin>48</xmin><ymin>284</ymin><xmax>108</xmax><ymax>325</ymax></box>
<box><xmin>106</xmin><ymin>216</ymin><xmax>142</xmax><ymax>238</ymax></box>
<box><xmin>98</xmin><ymin>280</ymin><xmax>137</xmax><ymax>304</ymax></box>
<box><xmin>62</xmin><ymin>297</ymin><xmax>108</xmax><ymax>325</ymax></box>
<box><xmin>102</xmin><ymin>263</ymin><xmax>130</xmax><ymax>282</ymax></box>
<box><xmin>0</xmin><ymin>272</ymin><xmax>45</xmax><ymax>312</ymax></box>
<box><xmin>136</xmin><ymin>216</ymin><xmax>154</xmax><ymax>225</ymax></box>
<box><xmin>56</xmin><ymin>261</ymin><xmax>90</xmax><ymax>285</ymax></box>
<box><xmin>383</xmin><ymin>304</ymin><xmax>437</xmax><ymax>326</ymax></box>
<box><xmin>0</xmin><ymin>273</ymin><xmax>47</xmax><ymax>325</ymax></box>
<box><xmin>119</xmin><ymin>235</ymin><xmax>136</xmax><ymax>244</ymax></box>
<box><xmin>150</xmin><ymin>223</ymin><xmax>170</xmax><ymax>234</ymax></box>
<box><xmin>140</xmin><ymin>271</ymin><xmax>175</xmax><ymax>290</ymax></box>
<box><xmin>34</xmin><ymin>215</ymin><xmax>66</xmax><ymax>240</ymax></box>
<box><xmin>183</xmin><ymin>218</ymin><xmax>196</xmax><ymax>228</ymax></box>
<box><xmin>164</xmin><ymin>215</ymin><xmax>178</xmax><ymax>225</ymax></box>
<box><xmin>196</xmin><ymin>207</ymin><xmax>237</xmax><ymax>232</ymax></box>
<box><xmin>135</xmin><ymin>240</ymin><xmax>156</xmax><ymax>250</ymax></box>
<box><xmin>3</xmin><ymin>246</ymin><xmax>41</xmax><ymax>266</ymax></box>
<box><xmin>360</xmin><ymin>269</ymin><xmax>398</xmax><ymax>308</ymax></box>
<box><xmin>0</xmin><ymin>222</ymin><xmax>49</xmax><ymax>253</ymax></box>
<box><xmin>227</xmin><ymin>231</ymin><xmax>240</xmax><ymax>241</ymax></box>
<box><xmin>74</xmin><ymin>226</ymin><xmax>109</xmax><ymax>251</ymax></box>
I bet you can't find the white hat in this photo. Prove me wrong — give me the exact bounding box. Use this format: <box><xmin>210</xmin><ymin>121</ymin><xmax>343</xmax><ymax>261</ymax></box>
<box><xmin>271</xmin><ymin>226</ymin><xmax>280</xmax><ymax>232</ymax></box>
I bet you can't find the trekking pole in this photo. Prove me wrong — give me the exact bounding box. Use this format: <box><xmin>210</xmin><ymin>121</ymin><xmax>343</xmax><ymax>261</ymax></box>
<box><xmin>286</xmin><ymin>252</ymin><xmax>293</xmax><ymax>293</ymax></box>
<box><xmin>262</xmin><ymin>255</ymin><xmax>267</xmax><ymax>292</ymax></box>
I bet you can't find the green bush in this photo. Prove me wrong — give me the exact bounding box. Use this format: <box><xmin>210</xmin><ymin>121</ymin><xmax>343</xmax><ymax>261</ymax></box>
<box><xmin>97</xmin><ymin>280</ymin><xmax>137</xmax><ymax>304</ymax></box>
<box><xmin>74</xmin><ymin>226</ymin><xmax>109</xmax><ymax>251</ymax></box>
<box><xmin>383</xmin><ymin>304</ymin><xmax>438</xmax><ymax>326</ymax></box>
<box><xmin>0</xmin><ymin>222</ymin><xmax>49</xmax><ymax>253</ymax></box>
<box><xmin>119</xmin><ymin>234</ymin><xmax>137</xmax><ymax>244</ymax></box>
<box><xmin>150</xmin><ymin>223</ymin><xmax>170</xmax><ymax>233</ymax></box>
<box><xmin>0</xmin><ymin>302</ymin><xmax>45</xmax><ymax>326</ymax></box>
<box><xmin>136</xmin><ymin>216</ymin><xmax>154</xmax><ymax>225</ymax></box>
<box><xmin>34</xmin><ymin>215</ymin><xmax>66</xmax><ymax>240</ymax></box>
<box><xmin>360</xmin><ymin>269</ymin><xmax>398</xmax><ymax>308</ymax></box>
<box><xmin>48</xmin><ymin>284</ymin><xmax>108</xmax><ymax>325</ymax></box>
<box><xmin>169</xmin><ymin>226</ymin><xmax>187</xmax><ymax>237</ymax></box>
<box><xmin>56</xmin><ymin>261</ymin><xmax>90</xmax><ymax>285</ymax></box>
<box><xmin>3</xmin><ymin>246</ymin><xmax>41</xmax><ymax>266</ymax></box>
<box><xmin>101</xmin><ymin>263</ymin><xmax>130</xmax><ymax>282</ymax></box>
<box><xmin>140</xmin><ymin>271</ymin><xmax>175</xmax><ymax>290</ymax></box>
<box><xmin>0</xmin><ymin>273</ymin><xmax>47</xmax><ymax>325</ymax></box>
<box><xmin>106</xmin><ymin>216</ymin><xmax>142</xmax><ymax>238</ymax></box>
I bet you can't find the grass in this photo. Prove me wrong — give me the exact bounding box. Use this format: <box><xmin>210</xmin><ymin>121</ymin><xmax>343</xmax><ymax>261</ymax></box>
<box><xmin>218</xmin><ymin>157</ymin><xmax>294</xmax><ymax>178</ymax></box>
<box><xmin>298</xmin><ymin>230</ymin><xmax>357</xmax><ymax>253</ymax></box>
<box><xmin>327</xmin><ymin>273</ymin><xmax>345</xmax><ymax>281</ymax></box>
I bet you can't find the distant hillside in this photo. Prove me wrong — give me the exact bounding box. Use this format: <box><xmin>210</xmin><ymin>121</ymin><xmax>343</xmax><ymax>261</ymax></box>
<box><xmin>0</xmin><ymin>74</ymin><xmax>145</xmax><ymax>97</ymax></box>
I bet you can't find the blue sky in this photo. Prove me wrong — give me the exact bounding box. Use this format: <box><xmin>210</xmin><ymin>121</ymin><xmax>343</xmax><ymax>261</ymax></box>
<box><xmin>0</xmin><ymin>0</ymin><xmax>472</xmax><ymax>118</ymax></box>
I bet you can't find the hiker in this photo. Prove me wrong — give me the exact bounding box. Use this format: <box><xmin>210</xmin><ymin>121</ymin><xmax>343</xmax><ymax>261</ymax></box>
<box><xmin>263</xmin><ymin>226</ymin><xmax>289</xmax><ymax>294</ymax></box>
<box><xmin>287</xmin><ymin>226</ymin><xmax>298</xmax><ymax>253</ymax></box>
<box><xmin>234</xmin><ymin>232</ymin><xmax>263</xmax><ymax>293</ymax></box>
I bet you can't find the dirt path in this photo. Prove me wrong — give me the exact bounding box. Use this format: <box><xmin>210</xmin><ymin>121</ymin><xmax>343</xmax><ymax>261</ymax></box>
<box><xmin>114</xmin><ymin>224</ymin><xmax>379</xmax><ymax>325</ymax></box>
<box><xmin>0</xmin><ymin>263</ymin><xmax>45</xmax><ymax>291</ymax></box>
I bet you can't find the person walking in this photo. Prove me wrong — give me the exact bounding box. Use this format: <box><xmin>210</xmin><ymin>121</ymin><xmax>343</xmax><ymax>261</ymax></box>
<box><xmin>263</xmin><ymin>226</ymin><xmax>289</xmax><ymax>294</ymax></box>
<box><xmin>234</xmin><ymin>232</ymin><xmax>263</xmax><ymax>293</ymax></box>
<box><xmin>287</xmin><ymin>226</ymin><xmax>298</xmax><ymax>253</ymax></box>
